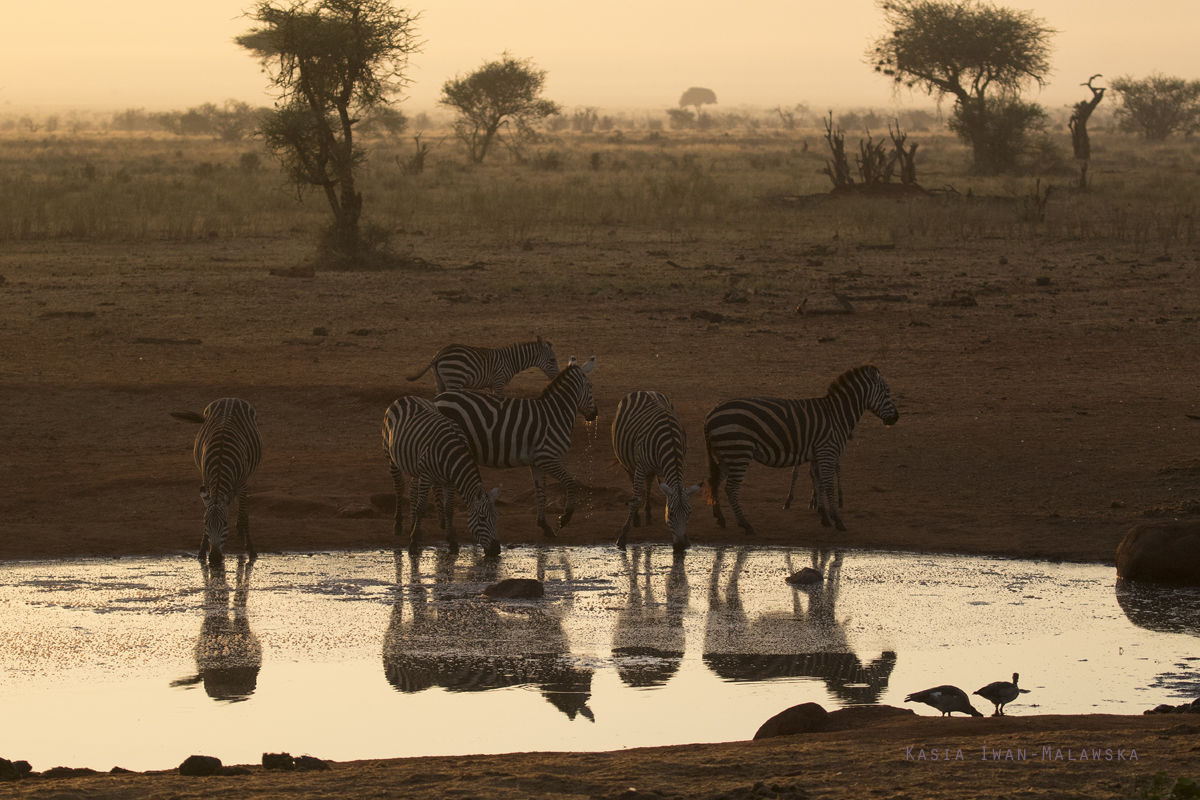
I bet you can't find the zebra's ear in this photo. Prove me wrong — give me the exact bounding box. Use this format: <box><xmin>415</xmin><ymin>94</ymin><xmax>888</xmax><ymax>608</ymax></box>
<box><xmin>579</xmin><ymin>355</ymin><xmax>596</xmax><ymax>374</ymax></box>
<box><xmin>685</xmin><ymin>483</ymin><xmax>703</xmax><ymax>496</ymax></box>
<box><xmin>489</xmin><ymin>485</ymin><xmax>502</xmax><ymax>500</ymax></box>
<box><xmin>659</xmin><ymin>482</ymin><xmax>675</xmax><ymax>498</ymax></box>
<box><xmin>537</xmin><ymin>335</ymin><xmax>543</xmax><ymax>344</ymax></box>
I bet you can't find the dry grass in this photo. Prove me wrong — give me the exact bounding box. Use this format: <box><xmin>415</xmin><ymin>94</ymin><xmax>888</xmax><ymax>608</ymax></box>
<box><xmin>1</xmin><ymin>126</ymin><xmax>1197</xmax><ymax>252</ymax></box>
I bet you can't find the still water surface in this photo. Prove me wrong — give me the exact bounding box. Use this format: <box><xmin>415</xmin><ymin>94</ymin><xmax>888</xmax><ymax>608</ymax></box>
<box><xmin>1</xmin><ymin>546</ymin><xmax>1197</xmax><ymax>772</ymax></box>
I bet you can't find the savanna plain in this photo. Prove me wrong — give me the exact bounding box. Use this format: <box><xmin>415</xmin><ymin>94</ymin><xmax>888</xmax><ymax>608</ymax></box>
<box><xmin>1</xmin><ymin>126</ymin><xmax>1199</xmax><ymax>798</ymax></box>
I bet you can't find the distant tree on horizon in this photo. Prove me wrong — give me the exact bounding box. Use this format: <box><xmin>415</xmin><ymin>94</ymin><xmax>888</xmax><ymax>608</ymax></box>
<box><xmin>679</xmin><ymin>87</ymin><xmax>717</xmax><ymax>116</ymax></box>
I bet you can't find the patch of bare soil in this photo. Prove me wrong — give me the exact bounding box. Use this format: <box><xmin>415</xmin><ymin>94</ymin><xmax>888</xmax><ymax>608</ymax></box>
<box><xmin>1</xmin><ymin>235</ymin><xmax>1198</xmax><ymax>796</ymax></box>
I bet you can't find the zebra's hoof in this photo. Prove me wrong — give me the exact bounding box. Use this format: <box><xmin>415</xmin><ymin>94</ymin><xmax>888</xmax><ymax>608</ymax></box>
<box><xmin>631</xmin><ymin>513</ymin><xmax>640</xmax><ymax>528</ymax></box>
<box><xmin>558</xmin><ymin>509</ymin><xmax>574</xmax><ymax>528</ymax></box>
<box><xmin>835</xmin><ymin>520</ymin><xmax>847</xmax><ymax>532</ymax></box>
<box><xmin>739</xmin><ymin>523</ymin><xmax>758</xmax><ymax>536</ymax></box>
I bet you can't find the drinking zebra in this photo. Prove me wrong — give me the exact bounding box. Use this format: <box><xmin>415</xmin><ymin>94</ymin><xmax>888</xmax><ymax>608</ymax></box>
<box><xmin>406</xmin><ymin>336</ymin><xmax>559</xmax><ymax>395</ymax></box>
<box><xmin>434</xmin><ymin>356</ymin><xmax>597</xmax><ymax>538</ymax></box>
<box><xmin>611</xmin><ymin>391</ymin><xmax>702</xmax><ymax>552</ymax></box>
<box><xmin>382</xmin><ymin>396</ymin><xmax>501</xmax><ymax>557</ymax></box>
<box><xmin>171</xmin><ymin>398</ymin><xmax>263</xmax><ymax>566</ymax></box>
<box><xmin>704</xmin><ymin>365</ymin><xmax>898</xmax><ymax>534</ymax></box>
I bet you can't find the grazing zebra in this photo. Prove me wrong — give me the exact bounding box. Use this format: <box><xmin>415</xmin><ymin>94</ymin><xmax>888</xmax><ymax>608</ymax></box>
<box><xmin>406</xmin><ymin>336</ymin><xmax>559</xmax><ymax>395</ymax></box>
<box><xmin>434</xmin><ymin>357</ymin><xmax>597</xmax><ymax>538</ymax></box>
<box><xmin>611</xmin><ymin>391</ymin><xmax>702</xmax><ymax>552</ymax></box>
<box><xmin>704</xmin><ymin>365</ymin><xmax>898</xmax><ymax>535</ymax></box>
<box><xmin>171</xmin><ymin>398</ymin><xmax>263</xmax><ymax>566</ymax></box>
<box><xmin>382</xmin><ymin>396</ymin><xmax>501</xmax><ymax>557</ymax></box>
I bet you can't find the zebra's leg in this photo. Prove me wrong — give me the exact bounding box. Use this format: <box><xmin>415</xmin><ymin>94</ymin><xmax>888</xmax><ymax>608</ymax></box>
<box><xmin>198</xmin><ymin>484</ymin><xmax>210</xmax><ymax>563</ymax></box>
<box><xmin>642</xmin><ymin>473</ymin><xmax>655</xmax><ymax>525</ymax></box>
<box><xmin>529</xmin><ymin>466</ymin><xmax>556</xmax><ymax>538</ymax></box>
<box><xmin>235</xmin><ymin>486</ymin><xmax>255</xmax><ymax>559</ymax></box>
<box><xmin>408</xmin><ymin>477</ymin><xmax>429</xmax><ymax>553</ymax></box>
<box><xmin>706</xmin><ymin>448</ymin><xmax>727</xmax><ymax>528</ymax></box>
<box><xmin>540</xmin><ymin>459</ymin><xmax>577</xmax><ymax>529</ymax></box>
<box><xmin>442</xmin><ymin>485</ymin><xmax>459</xmax><ymax>554</ymax></box>
<box><xmin>618</xmin><ymin>466</ymin><xmax>647</xmax><ymax>549</ymax></box>
<box><xmin>813</xmin><ymin>456</ymin><xmax>845</xmax><ymax>531</ymax></box>
<box><xmin>723</xmin><ymin>461</ymin><xmax>757</xmax><ymax>536</ymax></box>
<box><xmin>785</xmin><ymin>465</ymin><xmax>800</xmax><ymax>510</ymax></box>
<box><xmin>809</xmin><ymin>462</ymin><xmax>844</xmax><ymax>510</ymax></box>
<box><xmin>390</xmin><ymin>466</ymin><xmax>405</xmax><ymax>537</ymax></box>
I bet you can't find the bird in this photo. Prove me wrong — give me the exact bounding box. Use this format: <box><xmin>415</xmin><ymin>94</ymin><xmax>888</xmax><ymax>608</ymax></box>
<box><xmin>974</xmin><ymin>672</ymin><xmax>1029</xmax><ymax>716</ymax></box>
<box><xmin>904</xmin><ymin>685</ymin><xmax>983</xmax><ymax>717</ymax></box>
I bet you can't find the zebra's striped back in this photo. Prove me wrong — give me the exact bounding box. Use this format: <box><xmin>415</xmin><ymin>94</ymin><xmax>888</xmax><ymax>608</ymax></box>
<box><xmin>434</xmin><ymin>358</ymin><xmax>597</xmax><ymax>537</ymax></box>
<box><xmin>612</xmin><ymin>391</ymin><xmax>700</xmax><ymax>551</ymax></box>
<box><xmin>406</xmin><ymin>336</ymin><xmax>559</xmax><ymax>395</ymax></box>
<box><xmin>704</xmin><ymin>365</ymin><xmax>898</xmax><ymax>534</ymax></box>
<box><xmin>383</xmin><ymin>396</ymin><xmax>499</xmax><ymax>555</ymax></box>
<box><xmin>174</xmin><ymin>398</ymin><xmax>263</xmax><ymax>564</ymax></box>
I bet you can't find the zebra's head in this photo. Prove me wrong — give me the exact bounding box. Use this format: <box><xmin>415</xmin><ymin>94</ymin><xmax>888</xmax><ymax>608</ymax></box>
<box><xmin>201</xmin><ymin>488</ymin><xmax>229</xmax><ymax>564</ymax></box>
<box><xmin>466</xmin><ymin>485</ymin><xmax>502</xmax><ymax>558</ymax></box>
<box><xmin>566</xmin><ymin>355</ymin><xmax>598</xmax><ymax>422</ymax></box>
<box><xmin>536</xmin><ymin>336</ymin><xmax>560</xmax><ymax>380</ymax></box>
<box><xmin>660</xmin><ymin>481</ymin><xmax>704</xmax><ymax>552</ymax></box>
<box><xmin>863</xmin><ymin>367</ymin><xmax>900</xmax><ymax>427</ymax></box>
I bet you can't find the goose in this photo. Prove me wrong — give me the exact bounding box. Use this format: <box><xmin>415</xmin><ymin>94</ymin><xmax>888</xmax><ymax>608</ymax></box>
<box><xmin>904</xmin><ymin>685</ymin><xmax>983</xmax><ymax>717</ymax></box>
<box><xmin>974</xmin><ymin>672</ymin><xmax>1028</xmax><ymax>716</ymax></box>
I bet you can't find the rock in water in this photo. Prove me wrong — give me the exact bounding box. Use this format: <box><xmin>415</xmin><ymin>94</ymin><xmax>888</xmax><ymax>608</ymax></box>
<box><xmin>179</xmin><ymin>755</ymin><xmax>222</xmax><ymax>776</ymax></box>
<box><xmin>754</xmin><ymin>702</ymin><xmax>829</xmax><ymax>739</ymax></box>
<box><xmin>1116</xmin><ymin>521</ymin><xmax>1200</xmax><ymax>584</ymax></box>
<box><xmin>482</xmin><ymin>578</ymin><xmax>544</xmax><ymax>598</ymax></box>
<box><xmin>785</xmin><ymin>568</ymin><xmax>823</xmax><ymax>585</ymax></box>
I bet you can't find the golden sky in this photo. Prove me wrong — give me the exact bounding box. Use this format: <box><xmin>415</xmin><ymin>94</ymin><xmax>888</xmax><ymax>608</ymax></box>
<box><xmin>2</xmin><ymin>0</ymin><xmax>1196</xmax><ymax>113</ymax></box>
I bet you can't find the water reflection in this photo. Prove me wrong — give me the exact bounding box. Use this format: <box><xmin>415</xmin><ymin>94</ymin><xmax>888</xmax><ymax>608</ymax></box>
<box><xmin>170</xmin><ymin>556</ymin><xmax>260</xmax><ymax>702</ymax></box>
<box><xmin>703</xmin><ymin>548</ymin><xmax>896</xmax><ymax>703</ymax></box>
<box><xmin>1116</xmin><ymin>579</ymin><xmax>1200</xmax><ymax>637</ymax></box>
<box><xmin>612</xmin><ymin>547</ymin><xmax>690</xmax><ymax>687</ymax></box>
<box><xmin>382</xmin><ymin>549</ymin><xmax>595</xmax><ymax>720</ymax></box>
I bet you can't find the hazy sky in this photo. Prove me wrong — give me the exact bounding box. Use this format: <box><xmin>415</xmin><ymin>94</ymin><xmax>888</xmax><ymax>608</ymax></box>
<box><xmin>2</xmin><ymin>1</ymin><xmax>1197</xmax><ymax>114</ymax></box>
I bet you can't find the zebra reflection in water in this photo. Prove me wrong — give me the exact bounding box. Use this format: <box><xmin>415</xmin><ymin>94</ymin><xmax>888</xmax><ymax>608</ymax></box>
<box><xmin>611</xmin><ymin>547</ymin><xmax>689</xmax><ymax>687</ymax></box>
<box><xmin>702</xmin><ymin>548</ymin><xmax>896</xmax><ymax>705</ymax></box>
<box><xmin>382</xmin><ymin>549</ymin><xmax>594</xmax><ymax>721</ymax></box>
<box><xmin>170</xmin><ymin>555</ymin><xmax>260</xmax><ymax>702</ymax></box>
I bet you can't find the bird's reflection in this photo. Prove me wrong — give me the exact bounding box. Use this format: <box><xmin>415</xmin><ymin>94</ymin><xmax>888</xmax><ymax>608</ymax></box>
<box><xmin>382</xmin><ymin>548</ymin><xmax>594</xmax><ymax>721</ymax></box>
<box><xmin>170</xmin><ymin>555</ymin><xmax>261</xmax><ymax>702</ymax></box>
<box><xmin>612</xmin><ymin>547</ymin><xmax>690</xmax><ymax>687</ymax></box>
<box><xmin>702</xmin><ymin>547</ymin><xmax>896</xmax><ymax>704</ymax></box>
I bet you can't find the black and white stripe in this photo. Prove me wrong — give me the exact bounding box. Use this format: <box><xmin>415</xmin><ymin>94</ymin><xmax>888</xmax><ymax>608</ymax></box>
<box><xmin>383</xmin><ymin>396</ymin><xmax>501</xmax><ymax>556</ymax></box>
<box><xmin>406</xmin><ymin>336</ymin><xmax>559</xmax><ymax>395</ymax></box>
<box><xmin>704</xmin><ymin>365</ymin><xmax>898</xmax><ymax>534</ymax></box>
<box><xmin>171</xmin><ymin>398</ymin><xmax>263</xmax><ymax>565</ymax></box>
<box><xmin>611</xmin><ymin>391</ymin><xmax>702</xmax><ymax>552</ymax></box>
<box><xmin>434</xmin><ymin>357</ymin><xmax>597</xmax><ymax>537</ymax></box>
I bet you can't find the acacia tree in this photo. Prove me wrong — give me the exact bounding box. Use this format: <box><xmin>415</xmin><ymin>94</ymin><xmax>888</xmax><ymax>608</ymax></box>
<box><xmin>440</xmin><ymin>53</ymin><xmax>561</xmax><ymax>164</ymax></box>
<box><xmin>237</xmin><ymin>0</ymin><xmax>419</xmax><ymax>260</ymax></box>
<box><xmin>868</xmin><ymin>0</ymin><xmax>1055</xmax><ymax>174</ymax></box>
<box><xmin>1110</xmin><ymin>73</ymin><xmax>1200</xmax><ymax>140</ymax></box>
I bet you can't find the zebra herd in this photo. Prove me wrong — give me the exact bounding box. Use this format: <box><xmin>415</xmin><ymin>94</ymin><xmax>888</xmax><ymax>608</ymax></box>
<box><xmin>173</xmin><ymin>337</ymin><xmax>899</xmax><ymax>565</ymax></box>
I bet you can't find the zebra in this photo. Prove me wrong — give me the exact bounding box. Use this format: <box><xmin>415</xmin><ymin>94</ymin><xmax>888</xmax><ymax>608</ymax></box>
<box><xmin>611</xmin><ymin>391</ymin><xmax>702</xmax><ymax>552</ymax></box>
<box><xmin>704</xmin><ymin>365</ymin><xmax>898</xmax><ymax>535</ymax></box>
<box><xmin>406</xmin><ymin>336</ymin><xmax>559</xmax><ymax>395</ymax></box>
<box><xmin>382</xmin><ymin>396</ymin><xmax>501</xmax><ymax>557</ymax></box>
<box><xmin>171</xmin><ymin>398</ymin><xmax>263</xmax><ymax>566</ymax></box>
<box><xmin>434</xmin><ymin>356</ymin><xmax>597</xmax><ymax>538</ymax></box>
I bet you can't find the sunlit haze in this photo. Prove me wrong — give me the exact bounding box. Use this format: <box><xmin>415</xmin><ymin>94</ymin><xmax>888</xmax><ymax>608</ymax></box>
<box><xmin>2</xmin><ymin>0</ymin><xmax>1197</xmax><ymax>115</ymax></box>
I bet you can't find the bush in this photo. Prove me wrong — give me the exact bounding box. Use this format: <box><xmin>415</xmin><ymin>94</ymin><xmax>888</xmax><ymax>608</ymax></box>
<box><xmin>1111</xmin><ymin>73</ymin><xmax>1200</xmax><ymax>140</ymax></box>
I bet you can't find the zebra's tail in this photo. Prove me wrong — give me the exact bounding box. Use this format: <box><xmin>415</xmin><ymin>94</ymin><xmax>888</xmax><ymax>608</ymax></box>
<box><xmin>704</xmin><ymin>431</ymin><xmax>722</xmax><ymax>506</ymax></box>
<box><xmin>405</xmin><ymin>355</ymin><xmax>437</xmax><ymax>383</ymax></box>
<box><xmin>170</xmin><ymin>411</ymin><xmax>206</xmax><ymax>424</ymax></box>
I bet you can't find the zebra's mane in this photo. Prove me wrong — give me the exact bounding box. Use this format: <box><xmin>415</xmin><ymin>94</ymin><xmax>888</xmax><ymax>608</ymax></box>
<box><xmin>539</xmin><ymin>363</ymin><xmax>580</xmax><ymax>397</ymax></box>
<box><xmin>827</xmin><ymin>364</ymin><xmax>879</xmax><ymax>396</ymax></box>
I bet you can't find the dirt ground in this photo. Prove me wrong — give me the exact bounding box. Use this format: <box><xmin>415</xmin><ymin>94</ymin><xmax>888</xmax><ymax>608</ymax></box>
<box><xmin>1</xmin><ymin>232</ymin><xmax>1198</xmax><ymax>797</ymax></box>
